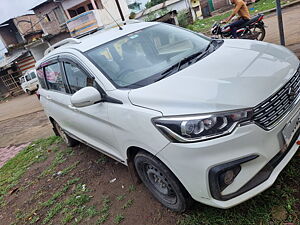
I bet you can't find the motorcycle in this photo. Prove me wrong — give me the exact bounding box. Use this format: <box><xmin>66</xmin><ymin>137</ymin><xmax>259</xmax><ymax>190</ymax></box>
<box><xmin>211</xmin><ymin>14</ymin><xmax>266</xmax><ymax>41</ymax></box>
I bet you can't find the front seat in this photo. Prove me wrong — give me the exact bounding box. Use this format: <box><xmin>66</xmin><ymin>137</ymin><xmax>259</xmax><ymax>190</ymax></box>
<box><xmin>120</xmin><ymin>41</ymin><xmax>151</xmax><ymax>70</ymax></box>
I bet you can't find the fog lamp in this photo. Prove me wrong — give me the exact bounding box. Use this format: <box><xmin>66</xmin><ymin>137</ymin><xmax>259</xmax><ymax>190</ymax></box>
<box><xmin>219</xmin><ymin>166</ymin><xmax>241</xmax><ymax>191</ymax></box>
<box><xmin>224</xmin><ymin>170</ymin><xmax>235</xmax><ymax>185</ymax></box>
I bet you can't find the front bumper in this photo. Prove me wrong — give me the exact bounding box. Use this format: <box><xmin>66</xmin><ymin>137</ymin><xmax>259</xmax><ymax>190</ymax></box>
<box><xmin>156</xmin><ymin>103</ymin><xmax>300</xmax><ymax>208</ymax></box>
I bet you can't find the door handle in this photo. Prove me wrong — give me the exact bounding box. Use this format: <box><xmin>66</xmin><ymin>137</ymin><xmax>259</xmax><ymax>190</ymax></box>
<box><xmin>68</xmin><ymin>104</ymin><xmax>78</xmax><ymax>111</ymax></box>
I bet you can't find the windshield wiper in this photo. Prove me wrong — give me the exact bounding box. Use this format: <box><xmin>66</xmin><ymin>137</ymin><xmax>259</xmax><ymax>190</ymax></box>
<box><xmin>153</xmin><ymin>40</ymin><xmax>223</xmax><ymax>83</ymax></box>
<box><xmin>153</xmin><ymin>64</ymin><xmax>180</xmax><ymax>83</ymax></box>
<box><xmin>194</xmin><ymin>39</ymin><xmax>222</xmax><ymax>63</ymax></box>
<box><xmin>176</xmin><ymin>40</ymin><xmax>221</xmax><ymax>71</ymax></box>
<box><xmin>154</xmin><ymin>51</ymin><xmax>204</xmax><ymax>83</ymax></box>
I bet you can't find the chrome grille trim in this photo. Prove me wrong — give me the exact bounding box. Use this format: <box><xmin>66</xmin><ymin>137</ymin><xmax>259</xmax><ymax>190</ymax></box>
<box><xmin>253</xmin><ymin>67</ymin><xmax>300</xmax><ymax>130</ymax></box>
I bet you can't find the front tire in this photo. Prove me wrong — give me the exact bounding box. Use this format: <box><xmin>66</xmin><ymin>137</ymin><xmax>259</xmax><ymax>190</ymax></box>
<box><xmin>134</xmin><ymin>151</ymin><xmax>192</xmax><ymax>212</ymax></box>
<box><xmin>53</xmin><ymin>121</ymin><xmax>78</xmax><ymax>147</ymax></box>
<box><xmin>26</xmin><ymin>89</ymin><xmax>32</xmax><ymax>95</ymax></box>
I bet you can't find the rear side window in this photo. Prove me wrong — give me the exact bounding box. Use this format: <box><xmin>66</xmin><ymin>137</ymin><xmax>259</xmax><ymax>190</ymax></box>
<box><xmin>44</xmin><ymin>63</ymin><xmax>66</xmax><ymax>93</ymax></box>
<box><xmin>37</xmin><ymin>68</ymin><xmax>47</xmax><ymax>89</ymax></box>
<box><xmin>63</xmin><ymin>62</ymin><xmax>94</xmax><ymax>94</ymax></box>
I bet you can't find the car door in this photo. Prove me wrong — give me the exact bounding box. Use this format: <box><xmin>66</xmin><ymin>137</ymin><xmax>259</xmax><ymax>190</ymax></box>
<box><xmin>61</xmin><ymin>58</ymin><xmax>122</xmax><ymax>161</ymax></box>
<box><xmin>41</xmin><ymin>59</ymin><xmax>77</xmax><ymax>136</ymax></box>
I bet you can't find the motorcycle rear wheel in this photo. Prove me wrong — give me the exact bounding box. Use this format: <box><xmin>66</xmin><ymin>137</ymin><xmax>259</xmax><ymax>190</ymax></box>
<box><xmin>250</xmin><ymin>26</ymin><xmax>266</xmax><ymax>41</ymax></box>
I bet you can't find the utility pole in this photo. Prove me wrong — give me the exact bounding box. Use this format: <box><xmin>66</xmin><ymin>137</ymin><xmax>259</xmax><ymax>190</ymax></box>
<box><xmin>115</xmin><ymin>0</ymin><xmax>125</xmax><ymax>22</ymax></box>
<box><xmin>275</xmin><ymin>0</ymin><xmax>285</xmax><ymax>46</ymax></box>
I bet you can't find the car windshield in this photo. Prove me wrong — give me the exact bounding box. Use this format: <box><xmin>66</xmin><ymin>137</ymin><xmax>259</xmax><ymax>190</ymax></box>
<box><xmin>86</xmin><ymin>23</ymin><xmax>211</xmax><ymax>89</ymax></box>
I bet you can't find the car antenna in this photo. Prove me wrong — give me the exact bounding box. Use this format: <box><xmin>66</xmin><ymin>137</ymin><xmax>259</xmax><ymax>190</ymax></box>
<box><xmin>103</xmin><ymin>5</ymin><xmax>123</xmax><ymax>30</ymax></box>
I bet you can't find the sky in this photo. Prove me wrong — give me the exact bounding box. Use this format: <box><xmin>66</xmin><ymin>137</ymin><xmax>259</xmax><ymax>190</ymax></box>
<box><xmin>0</xmin><ymin>0</ymin><xmax>149</xmax><ymax>55</ymax></box>
<box><xmin>0</xmin><ymin>0</ymin><xmax>45</xmax><ymax>54</ymax></box>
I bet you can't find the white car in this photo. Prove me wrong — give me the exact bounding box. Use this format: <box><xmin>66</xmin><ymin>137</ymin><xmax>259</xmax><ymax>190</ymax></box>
<box><xmin>20</xmin><ymin>69</ymin><xmax>39</xmax><ymax>94</ymax></box>
<box><xmin>36</xmin><ymin>22</ymin><xmax>300</xmax><ymax>212</ymax></box>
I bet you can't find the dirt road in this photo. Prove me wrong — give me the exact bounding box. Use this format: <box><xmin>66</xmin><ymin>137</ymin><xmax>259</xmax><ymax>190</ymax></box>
<box><xmin>0</xmin><ymin>95</ymin><xmax>52</xmax><ymax>147</ymax></box>
<box><xmin>264</xmin><ymin>4</ymin><xmax>300</xmax><ymax>57</ymax></box>
<box><xmin>0</xmin><ymin>111</ymin><xmax>52</xmax><ymax>147</ymax></box>
<box><xmin>0</xmin><ymin>94</ymin><xmax>43</xmax><ymax>121</ymax></box>
<box><xmin>0</xmin><ymin>95</ymin><xmax>53</xmax><ymax>166</ymax></box>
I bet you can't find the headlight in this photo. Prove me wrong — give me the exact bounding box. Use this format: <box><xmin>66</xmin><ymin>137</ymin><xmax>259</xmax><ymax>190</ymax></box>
<box><xmin>153</xmin><ymin>109</ymin><xmax>253</xmax><ymax>142</ymax></box>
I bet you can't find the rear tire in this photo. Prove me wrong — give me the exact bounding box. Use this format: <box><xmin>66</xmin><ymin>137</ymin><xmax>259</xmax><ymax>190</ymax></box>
<box><xmin>53</xmin><ymin>121</ymin><xmax>78</xmax><ymax>147</ymax></box>
<box><xmin>134</xmin><ymin>151</ymin><xmax>192</xmax><ymax>212</ymax></box>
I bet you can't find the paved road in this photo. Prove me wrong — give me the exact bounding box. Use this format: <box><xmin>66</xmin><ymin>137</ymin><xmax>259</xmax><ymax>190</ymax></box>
<box><xmin>264</xmin><ymin>4</ymin><xmax>300</xmax><ymax>58</ymax></box>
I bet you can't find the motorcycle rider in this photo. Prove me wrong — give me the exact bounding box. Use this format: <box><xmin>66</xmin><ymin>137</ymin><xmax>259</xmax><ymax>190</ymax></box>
<box><xmin>222</xmin><ymin>0</ymin><xmax>251</xmax><ymax>38</ymax></box>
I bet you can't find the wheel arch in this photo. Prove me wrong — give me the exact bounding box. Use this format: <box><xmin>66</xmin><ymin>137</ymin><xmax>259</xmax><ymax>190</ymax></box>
<box><xmin>130</xmin><ymin>146</ymin><xmax>193</xmax><ymax>210</ymax></box>
<box><xmin>126</xmin><ymin>146</ymin><xmax>147</xmax><ymax>184</ymax></box>
<box><xmin>125</xmin><ymin>145</ymin><xmax>191</xmax><ymax>198</ymax></box>
<box><xmin>48</xmin><ymin>116</ymin><xmax>60</xmax><ymax>136</ymax></box>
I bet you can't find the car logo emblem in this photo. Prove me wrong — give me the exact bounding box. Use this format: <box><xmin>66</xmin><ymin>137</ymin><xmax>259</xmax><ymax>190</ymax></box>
<box><xmin>287</xmin><ymin>87</ymin><xmax>296</xmax><ymax>100</ymax></box>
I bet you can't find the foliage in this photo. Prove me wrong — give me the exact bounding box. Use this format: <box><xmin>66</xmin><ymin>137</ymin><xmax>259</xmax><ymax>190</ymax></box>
<box><xmin>0</xmin><ymin>136</ymin><xmax>61</xmax><ymax>206</ymax></box>
<box><xmin>177</xmin><ymin>10</ymin><xmax>190</xmax><ymax>27</ymax></box>
<box><xmin>145</xmin><ymin>0</ymin><xmax>167</xmax><ymax>9</ymax></box>
<box><xmin>114</xmin><ymin>214</ymin><xmax>124</xmax><ymax>224</ymax></box>
<box><xmin>129</xmin><ymin>12</ymin><xmax>136</xmax><ymax>19</ymax></box>
<box><xmin>144</xmin><ymin>9</ymin><xmax>169</xmax><ymax>22</ymax></box>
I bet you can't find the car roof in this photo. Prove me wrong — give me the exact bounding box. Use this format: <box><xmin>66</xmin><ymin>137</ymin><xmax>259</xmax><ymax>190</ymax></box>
<box><xmin>41</xmin><ymin>22</ymin><xmax>158</xmax><ymax>59</ymax></box>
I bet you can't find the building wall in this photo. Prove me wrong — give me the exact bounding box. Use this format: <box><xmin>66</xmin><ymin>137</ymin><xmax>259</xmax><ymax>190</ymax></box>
<box><xmin>213</xmin><ymin>0</ymin><xmax>231</xmax><ymax>11</ymax></box>
<box><xmin>167</xmin><ymin>1</ymin><xmax>187</xmax><ymax>11</ymax></box>
<box><xmin>0</xmin><ymin>78</ymin><xmax>8</xmax><ymax>95</ymax></box>
<box><xmin>48</xmin><ymin>32</ymin><xmax>71</xmax><ymax>45</ymax></box>
<box><xmin>26</xmin><ymin>41</ymin><xmax>49</xmax><ymax>61</ymax></box>
<box><xmin>62</xmin><ymin>0</ymin><xmax>90</xmax><ymax>10</ymax></box>
<box><xmin>33</xmin><ymin>1</ymin><xmax>67</xmax><ymax>35</ymax></box>
<box><xmin>101</xmin><ymin>0</ymin><xmax>130</xmax><ymax>24</ymax></box>
<box><xmin>62</xmin><ymin>0</ymin><xmax>130</xmax><ymax>24</ymax></box>
<box><xmin>13</xmin><ymin>15</ymin><xmax>42</xmax><ymax>37</ymax></box>
<box><xmin>0</xmin><ymin>26</ymin><xmax>19</xmax><ymax>48</ymax></box>
<box><xmin>26</xmin><ymin>31</ymin><xmax>70</xmax><ymax>61</ymax></box>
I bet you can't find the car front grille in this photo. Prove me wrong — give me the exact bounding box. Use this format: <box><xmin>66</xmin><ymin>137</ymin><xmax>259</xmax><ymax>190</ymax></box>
<box><xmin>253</xmin><ymin>66</ymin><xmax>300</xmax><ymax>129</ymax></box>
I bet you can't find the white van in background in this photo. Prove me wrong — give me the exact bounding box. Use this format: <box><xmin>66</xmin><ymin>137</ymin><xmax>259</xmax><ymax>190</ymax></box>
<box><xmin>20</xmin><ymin>69</ymin><xmax>39</xmax><ymax>95</ymax></box>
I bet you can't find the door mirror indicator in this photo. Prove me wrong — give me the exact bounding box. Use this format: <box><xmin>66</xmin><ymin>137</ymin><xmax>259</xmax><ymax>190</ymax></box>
<box><xmin>71</xmin><ymin>87</ymin><xmax>102</xmax><ymax>107</ymax></box>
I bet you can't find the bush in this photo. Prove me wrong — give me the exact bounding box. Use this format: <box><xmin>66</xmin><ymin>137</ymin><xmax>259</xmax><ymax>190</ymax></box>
<box><xmin>129</xmin><ymin>12</ymin><xmax>136</xmax><ymax>19</ymax></box>
<box><xmin>177</xmin><ymin>10</ymin><xmax>190</xmax><ymax>27</ymax></box>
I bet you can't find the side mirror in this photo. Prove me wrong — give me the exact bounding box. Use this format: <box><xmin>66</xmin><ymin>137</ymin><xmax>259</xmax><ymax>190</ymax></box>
<box><xmin>71</xmin><ymin>87</ymin><xmax>102</xmax><ymax>107</ymax></box>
